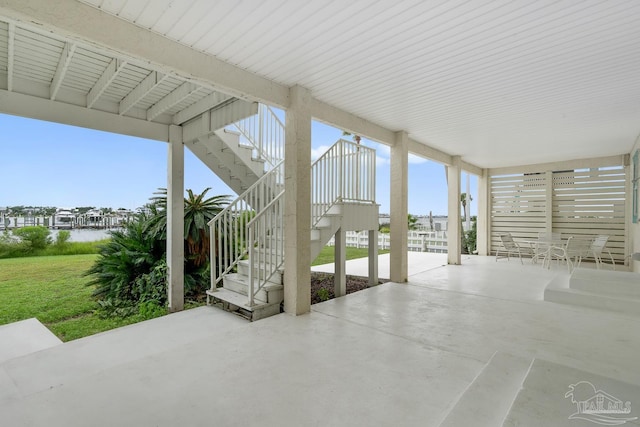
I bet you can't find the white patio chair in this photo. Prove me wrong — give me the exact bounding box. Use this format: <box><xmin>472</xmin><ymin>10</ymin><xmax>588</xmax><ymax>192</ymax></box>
<box><xmin>532</xmin><ymin>232</ymin><xmax>562</xmax><ymax>264</ymax></box>
<box><xmin>496</xmin><ymin>233</ymin><xmax>533</xmax><ymax>264</ymax></box>
<box><xmin>547</xmin><ymin>236</ymin><xmax>594</xmax><ymax>273</ymax></box>
<box><xmin>591</xmin><ymin>235</ymin><xmax>615</xmax><ymax>270</ymax></box>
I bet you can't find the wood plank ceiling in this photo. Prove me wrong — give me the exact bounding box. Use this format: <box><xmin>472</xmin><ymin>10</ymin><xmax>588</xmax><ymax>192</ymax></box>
<box><xmin>3</xmin><ymin>1</ymin><xmax>640</xmax><ymax>168</ymax></box>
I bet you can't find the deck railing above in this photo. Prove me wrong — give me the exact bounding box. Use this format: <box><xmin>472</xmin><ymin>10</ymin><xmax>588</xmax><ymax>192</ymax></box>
<box><xmin>312</xmin><ymin>139</ymin><xmax>376</xmax><ymax>227</ymax></box>
<box><xmin>231</xmin><ymin>104</ymin><xmax>284</xmax><ymax>169</ymax></box>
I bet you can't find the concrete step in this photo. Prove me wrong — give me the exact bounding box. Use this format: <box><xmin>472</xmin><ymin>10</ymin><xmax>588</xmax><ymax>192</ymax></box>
<box><xmin>237</xmin><ymin>259</ymin><xmax>283</xmax><ymax>284</ymax></box>
<box><xmin>438</xmin><ymin>352</ymin><xmax>533</xmax><ymax>427</ymax></box>
<box><xmin>503</xmin><ymin>358</ymin><xmax>640</xmax><ymax>426</ymax></box>
<box><xmin>570</xmin><ymin>268</ymin><xmax>640</xmax><ymax>298</ymax></box>
<box><xmin>0</xmin><ymin>318</ymin><xmax>62</xmax><ymax>364</ymax></box>
<box><xmin>206</xmin><ymin>288</ymin><xmax>281</xmax><ymax>321</ymax></box>
<box><xmin>223</xmin><ymin>273</ymin><xmax>284</xmax><ymax>304</ymax></box>
<box><xmin>544</xmin><ymin>274</ymin><xmax>640</xmax><ymax>317</ymax></box>
<box><xmin>0</xmin><ymin>307</ymin><xmax>248</xmax><ymax>404</ymax></box>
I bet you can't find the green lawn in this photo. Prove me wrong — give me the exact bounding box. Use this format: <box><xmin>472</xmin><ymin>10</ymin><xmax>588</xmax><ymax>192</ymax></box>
<box><xmin>0</xmin><ymin>247</ymin><xmax>382</xmax><ymax>341</ymax></box>
<box><xmin>312</xmin><ymin>245</ymin><xmax>388</xmax><ymax>266</ymax></box>
<box><xmin>0</xmin><ymin>255</ymin><xmax>153</xmax><ymax>341</ymax></box>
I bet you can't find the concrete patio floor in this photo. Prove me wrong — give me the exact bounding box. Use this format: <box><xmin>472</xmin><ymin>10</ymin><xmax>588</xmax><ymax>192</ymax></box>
<box><xmin>1</xmin><ymin>254</ymin><xmax>639</xmax><ymax>426</ymax></box>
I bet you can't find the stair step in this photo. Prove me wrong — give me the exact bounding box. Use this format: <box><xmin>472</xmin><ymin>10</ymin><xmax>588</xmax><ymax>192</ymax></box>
<box><xmin>0</xmin><ymin>318</ymin><xmax>62</xmax><ymax>364</ymax></box>
<box><xmin>503</xmin><ymin>358</ymin><xmax>640</xmax><ymax>427</ymax></box>
<box><xmin>438</xmin><ymin>352</ymin><xmax>533</xmax><ymax>427</ymax></box>
<box><xmin>544</xmin><ymin>274</ymin><xmax>640</xmax><ymax>316</ymax></box>
<box><xmin>223</xmin><ymin>273</ymin><xmax>283</xmax><ymax>304</ymax></box>
<box><xmin>570</xmin><ymin>268</ymin><xmax>640</xmax><ymax>298</ymax></box>
<box><xmin>206</xmin><ymin>288</ymin><xmax>281</xmax><ymax>321</ymax></box>
<box><xmin>237</xmin><ymin>260</ymin><xmax>283</xmax><ymax>283</ymax></box>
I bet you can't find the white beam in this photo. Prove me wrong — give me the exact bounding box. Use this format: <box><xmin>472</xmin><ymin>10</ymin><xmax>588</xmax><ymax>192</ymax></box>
<box><xmin>147</xmin><ymin>82</ymin><xmax>197</xmax><ymax>121</ymax></box>
<box><xmin>119</xmin><ymin>71</ymin><xmax>166</xmax><ymax>115</ymax></box>
<box><xmin>310</xmin><ymin>98</ymin><xmax>395</xmax><ymax>146</ymax></box>
<box><xmin>489</xmin><ymin>155</ymin><xmax>627</xmax><ymax>176</ymax></box>
<box><xmin>0</xmin><ymin>0</ymin><xmax>290</xmax><ymax>107</ymax></box>
<box><xmin>283</xmin><ymin>85</ymin><xmax>312</xmax><ymax>315</ymax></box>
<box><xmin>50</xmin><ymin>42</ymin><xmax>76</xmax><ymax>100</ymax></box>
<box><xmin>7</xmin><ymin>21</ymin><xmax>14</xmax><ymax>91</ymax></box>
<box><xmin>390</xmin><ymin>130</ymin><xmax>409</xmax><ymax>283</ymax></box>
<box><xmin>172</xmin><ymin>91</ymin><xmax>232</xmax><ymax>125</ymax></box>
<box><xmin>408</xmin><ymin>138</ymin><xmax>452</xmax><ymax>166</ymax></box>
<box><xmin>167</xmin><ymin>125</ymin><xmax>184</xmax><ymax>312</ymax></box>
<box><xmin>476</xmin><ymin>169</ymin><xmax>489</xmax><ymax>256</ymax></box>
<box><xmin>461</xmin><ymin>161</ymin><xmax>483</xmax><ymax>176</ymax></box>
<box><xmin>447</xmin><ymin>156</ymin><xmax>462</xmax><ymax>265</ymax></box>
<box><xmin>87</xmin><ymin>58</ymin><xmax>126</xmax><ymax>108</ymax></box>
<box><xmin>0</xmin><ymin>89</ymin><xmax>169</xmax><ymax>141</ymax></box>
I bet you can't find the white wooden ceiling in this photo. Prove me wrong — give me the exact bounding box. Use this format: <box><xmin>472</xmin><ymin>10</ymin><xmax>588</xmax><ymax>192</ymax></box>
<box><xmin>3</xmin><ymin>0</ymin><xmax>640</xmax><ymax>168</ymax></box>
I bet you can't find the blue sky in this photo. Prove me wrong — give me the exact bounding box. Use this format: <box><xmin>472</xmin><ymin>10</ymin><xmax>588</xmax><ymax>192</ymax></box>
<box><xmin>0</xmin><ymin>113</ymin><xmax>476</xmax><ymax>216</ymax></box>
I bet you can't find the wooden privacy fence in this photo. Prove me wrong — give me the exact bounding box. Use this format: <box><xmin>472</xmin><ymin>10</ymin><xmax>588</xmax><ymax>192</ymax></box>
<box><xmin>490</xmin><ymin>166</ymin><xmax>627</xmax><ymax>263</ymax></box>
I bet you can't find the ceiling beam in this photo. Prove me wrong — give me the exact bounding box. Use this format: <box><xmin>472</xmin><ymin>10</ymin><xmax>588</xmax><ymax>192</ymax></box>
<box><xmin>461</xmin><ymin>161</ymin><xmax>483</xmax><ymax>176</ymax></box>
<box><xmin>0</xmin><ymin>0</ymin><xmax>290</xmax><ymax>108</ymax></box>
<box><xmin>310</xmin><ymin>98</ymin><xmax>395</xmax><ymax>146</ymax></box>
<box><xmin>147</xmin><ymin>82</ymin><xmax>198</xmax><ymax>121</ymax></box>
<box><xmin>7</xmin><ymin>21</ymin><xmax>14</xmax><ymax>91</ymax></box>
<box><xmin>50</xmin><ymin>41</ymin><xmax>76</xmax><ymax>100</ymax></box>
<box><xmin>87</xmin><ymin>58</ymin><xmax>126</xmax><ymax>108</ymax></box>
<box><xmin>408</xmin><ymin>138</ymin><xmax>452</xmax><ymax>166</ymax></box>
<box><xmin>0</xmin><ymin>88</ymin><xmax>168</xmax><ymax>142</ymax></box>
<box><xmin>489</xmin><ymin>155</ymin><xmax>628</xmax><ymax>176</ymax></box>
<box><xmin>119</xmin><ymin>71</ymin><xmax>166</xmax><ymax>115</ymax></box>
<box><xmin>172</xmin><ymin>91</ymin><xmax>233</xmax><ymax>125</ymax></box>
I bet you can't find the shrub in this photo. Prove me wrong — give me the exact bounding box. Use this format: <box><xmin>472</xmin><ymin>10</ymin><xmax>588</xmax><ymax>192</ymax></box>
<box><xmin>13</xmin><ymin>226</ymin><xmax>51</xmax><ymax>250</ymax></box>
<box><xmin>55</xmin><ymin>230</ymin><xmax>71</xmax><ymax>247</ymax></box>
<box><xmin>317</xmin><ymin>287</ymin><xmax>330</xmax><ymax>302</ymax></box>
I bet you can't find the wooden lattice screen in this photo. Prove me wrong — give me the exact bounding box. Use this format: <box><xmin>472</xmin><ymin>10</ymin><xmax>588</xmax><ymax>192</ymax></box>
<box><xmin>490</xmin><ymin>165</ymin><xmax>627</xmax><ymax>263</ymax></box>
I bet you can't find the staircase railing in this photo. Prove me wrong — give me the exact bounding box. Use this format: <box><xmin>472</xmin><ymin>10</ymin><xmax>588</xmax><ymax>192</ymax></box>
<box><xmin>208</xmin><ymin>160</ymin><xmax>284</xmax><ymax>291</ymax></box>
<box><xmin>312</xmin><ymin>139</ymin><xmax>376</xmax><ymax>227</ymax></box>
<box><xmin>246</xmin><ymin>190</ymin><xmax>284</xmax><ymax>307</ymax></box>
<box><xmin>231</xmin><ymin>104</ymin><xmax>284</xmax><ymax>169</ymax></box>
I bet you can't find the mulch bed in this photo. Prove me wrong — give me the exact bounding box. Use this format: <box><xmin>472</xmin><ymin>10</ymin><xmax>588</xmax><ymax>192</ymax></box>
<box><xmin>310</xmin><ymin>272</ymin><xmax>386</xmax><ymax>304</ymax></box>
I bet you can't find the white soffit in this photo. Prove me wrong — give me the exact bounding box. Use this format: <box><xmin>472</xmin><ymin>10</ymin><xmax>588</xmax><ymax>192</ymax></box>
<box><xmin>6</xmin><ymin>0</ymin><xmax>640</xmax><ymax>168</ymax></box>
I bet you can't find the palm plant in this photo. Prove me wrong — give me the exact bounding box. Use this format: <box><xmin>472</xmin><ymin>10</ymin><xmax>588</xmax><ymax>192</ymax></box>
<box><xmin>184</xmin><ymin>188</ymin><xmax>229</xmax><ymax>266</ymax></box>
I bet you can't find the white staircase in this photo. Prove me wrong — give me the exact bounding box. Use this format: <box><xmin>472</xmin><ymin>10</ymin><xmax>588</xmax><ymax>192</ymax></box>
<box><xmin>202</xmin><ymin>112</ymin><xmax>379</xmax><ymax>320</ymax></box>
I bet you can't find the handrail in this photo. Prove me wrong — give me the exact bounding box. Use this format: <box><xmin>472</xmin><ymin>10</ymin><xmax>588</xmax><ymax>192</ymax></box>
<box><xmin>311</xmin><ymin>139</ymin><xmax>376</xmax><ymax>227</ymax></box>
<box><xmin>246</xmin><ymin>190</ymin><xmax>285</xmax><ymax>306</ymax></box>
<box><xmin>231</xmin><ymin>104</ymin><xmax>284</xmax><ymax>169</ymax></box>
<box><xmin>208</xmin><ymin>160</ymin><xmax>284</xmax><ymax>291</ymax></box>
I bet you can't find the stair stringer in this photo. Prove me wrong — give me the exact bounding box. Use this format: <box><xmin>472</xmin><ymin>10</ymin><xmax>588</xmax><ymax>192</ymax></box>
<box><xmin>182</xmin><ymin>99</ymin><xmax>266</xmax><ymax>195</ymax></box>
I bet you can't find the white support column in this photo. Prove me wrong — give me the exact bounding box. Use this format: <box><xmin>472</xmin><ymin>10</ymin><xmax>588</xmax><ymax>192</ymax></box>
<box><xmin>368</xmin><ymin>229</ymin><xmax>378</xmax><ymax>286</ymax></box>
<box><xmin>447</xmin><ymin>156</ymin><xmax>462</xmax><ymax>265</ymax></box>
<box><xmin>284</xmin><ymin>85</ymin><xmax>311</xmax><ymax>315</ymax></box>
<box><xmin>477</xmin><ymin>168</ymin><xmax>490</xmax><ymax>256</ymax></box>
<box><xmin>334</xmin><ymin>228</ymin><xmax>346</xmax><ymax>298</ymax></box>
<box><xmin>545</xmin><ymin>170</ymin><xmax>553</xmax><ymax>235</ymax></box>
<box><xmin>167</xmin><ymin>125</ymin><xmax>184</xmax><ymax>312</ymax></box>
<box><xmin>390</xmin><ymin>131</ymin><xmax>409</xmax><ymax>282</ymax></box>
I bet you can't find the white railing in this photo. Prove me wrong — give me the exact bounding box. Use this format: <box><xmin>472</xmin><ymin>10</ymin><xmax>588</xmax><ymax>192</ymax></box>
<box><xmin>246</xmin><ymin>191</ymin><xmax>285</xmax><ymax>306</ymax></box>
<box><xmin>208</xmin><ymin>160</ymin><xmax>284</xmax><ymax>290</ymax></box>
<box><xmin>312</xmin><ymin>139</ymin><xmax>376</xmax><ymax>227</ymax></box>
<box><xmin>327</xmin><ymin>230</ymin><xmax>449</xmax><ymax>253</ymax></box>
<box><xmin>232</xmin><ymin>104</ymin><xmax>284</xmax><ymax>169</ymax></box>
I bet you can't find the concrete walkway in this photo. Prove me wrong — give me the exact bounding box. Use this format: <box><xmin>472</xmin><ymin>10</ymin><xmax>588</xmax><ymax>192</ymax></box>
<box><xmin>312</xmin><ymin>251</ymin><xmax>451</xmax><ymax>278</ymax></box>
<box><xmin>1</xmin><ymin>255</ymin><xmax>639</xmax><ymax>426</ymax></box>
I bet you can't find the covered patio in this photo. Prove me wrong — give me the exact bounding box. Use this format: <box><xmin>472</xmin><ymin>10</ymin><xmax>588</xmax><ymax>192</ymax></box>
<box><xmin>2</xmin><ymin>255</ymin><xmax>639</xmax><ymax>426</ymax></box>
<box><xmin>1</xmin><ymin>1</ymin><xmax>640</xmax><ymax>425</ymax></box>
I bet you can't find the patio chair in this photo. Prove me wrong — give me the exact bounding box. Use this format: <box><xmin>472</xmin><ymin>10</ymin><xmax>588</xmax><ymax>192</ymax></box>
<box><xmin>591</xmin><ymin>235</ymin><xmax>615</xmax><ymax>270</ymax></box>
<box><xmin>547</xmin><ymin>236</ymin><xmax>594</xmax><ymax>273</ymax></box>
<box><xmin>531</xmin><ymin>232</ymin><xmax>562</xmax><ymax>264</ymax></box>
<box><xmin>496</xmin><ymin>233</ymin><xmax>533</xmax><ymax>264</ymax></box>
